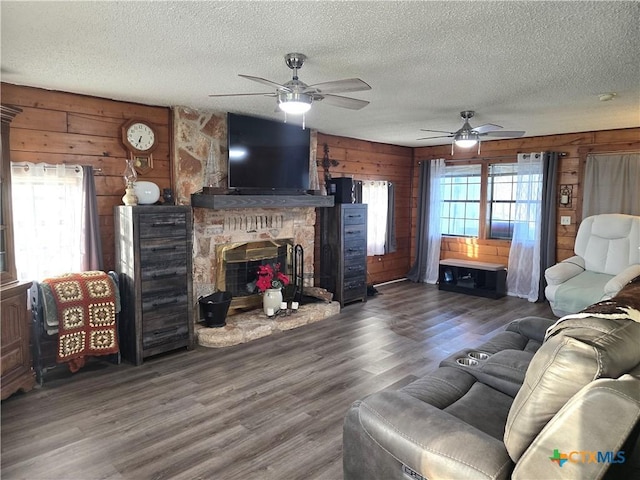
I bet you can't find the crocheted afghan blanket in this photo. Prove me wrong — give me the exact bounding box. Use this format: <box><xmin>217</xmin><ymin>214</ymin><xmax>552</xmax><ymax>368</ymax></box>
<box><xmin>43</xmin><ymin>271</ymin><xmax>119</xmax><ymax>372</ymax></box>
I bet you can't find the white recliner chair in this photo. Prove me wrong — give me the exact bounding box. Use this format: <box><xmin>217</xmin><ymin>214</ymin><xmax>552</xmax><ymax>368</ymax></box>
<box><xmin>545</xmin><ymin>213</ymin><xmax>640</xmax><ymax>316</ymax></box>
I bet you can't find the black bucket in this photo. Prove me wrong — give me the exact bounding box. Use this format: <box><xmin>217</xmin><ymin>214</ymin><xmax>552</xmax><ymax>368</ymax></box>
<box><xmin>199</xmin><ymin>291</ymin><xmax>232</xmax><ymax>328</ymax></box>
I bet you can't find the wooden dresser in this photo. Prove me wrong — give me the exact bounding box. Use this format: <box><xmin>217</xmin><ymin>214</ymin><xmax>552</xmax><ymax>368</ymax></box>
<box><xmin>320</xmin><ymin>203</ymin><xmax>368</xmax><ymax>307</ymax></box>
<box><xmin>114</xmin><ymin>205</ymin><xmax>194</xmax><ymax>365</ymax></box>
<box><xmin>1</xmin><ymin>280</ymin><xmax>35</xmax><ymax>400</ymax></box>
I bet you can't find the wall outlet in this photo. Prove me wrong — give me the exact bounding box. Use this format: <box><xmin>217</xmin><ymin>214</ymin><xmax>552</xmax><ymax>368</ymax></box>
<box><xmin>560</xmin><ymin>216</ymin><xmax>571</xmax><ymax>226</ymax></box>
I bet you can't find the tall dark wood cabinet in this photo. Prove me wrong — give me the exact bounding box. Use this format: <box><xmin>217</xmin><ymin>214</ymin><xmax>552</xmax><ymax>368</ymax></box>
<box><xmin>1</xmin><ymin>281</ymin><xmax>35</xmax><ymax>400</ymax></box>
<box><xmin>115</xmin><ymin>205</ymin><xmax>194</xmax><ymax>365</ymax></box>
<box><xmin>320</xmin><ymin>204</ymin><xmax>368</xmax><ymax>307</ymax></box>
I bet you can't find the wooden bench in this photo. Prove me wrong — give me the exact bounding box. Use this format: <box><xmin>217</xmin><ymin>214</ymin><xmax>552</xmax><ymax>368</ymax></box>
<box><xmin>438</xmin><ymin>259</ymin><xmax>507</xmax><ymax>299</ymax></box>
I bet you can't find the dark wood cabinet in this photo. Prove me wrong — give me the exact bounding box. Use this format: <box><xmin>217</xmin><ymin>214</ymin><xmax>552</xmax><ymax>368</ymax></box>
<box><xmin>1</xmin><ymin>281</ymin><xmax>35</xmax><ymax>400</ymax></box>
<box><xmin>320</xmin><ymin>204</ymin><xmax>368</xmax><ymax>307</ymax></box>
<box><xmin>115</xmin><ymin>206</ymin><xmax>194</xmax><ymax>365</ymax></box>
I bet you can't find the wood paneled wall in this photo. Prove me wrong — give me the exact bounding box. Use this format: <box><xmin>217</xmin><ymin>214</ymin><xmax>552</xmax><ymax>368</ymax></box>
<box><xmin>313</xmin><ymin>133</ymin><xmax>414</xmax><ymax>285</ymax></box>
<box><xmin>4</xmin><ymin>83</ymin><xmax>637</xmax><ymax>283</ymax></box>
<box><xmin>413</xmin><ymin>128</ymin><xmax>640</xmax><ymax>266</ymax></box>
<box><xmin>2</xmin><ymin>83</ymin><xmax>172</xmax><ymax>271</ymax></box>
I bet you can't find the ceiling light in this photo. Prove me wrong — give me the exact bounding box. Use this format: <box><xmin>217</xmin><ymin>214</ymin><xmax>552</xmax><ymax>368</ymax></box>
<box><xmin>278</xmin><ymin>91</ymin><xmax>312</xmax><ymax>114</ymax></box>
<box><xmin>454</xmin><ymin>131</ymin><xmax>479</xmax><ymax>148</ymax></box>
<box><xmin>598</xmin><ymin>93</ymin><xmax>617</xmax><ymax>102</ymax></box>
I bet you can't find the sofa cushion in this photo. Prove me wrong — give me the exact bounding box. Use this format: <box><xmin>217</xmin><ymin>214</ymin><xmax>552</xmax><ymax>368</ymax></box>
<box><xmin>503</xmin><ymin>317</ymin><xmax>640</xmax><ymax>461</ymax></box>
<box><xmin>344</xmin><ymin>367</ymin><xmax>515</xmax><ymax>480</ymax></box>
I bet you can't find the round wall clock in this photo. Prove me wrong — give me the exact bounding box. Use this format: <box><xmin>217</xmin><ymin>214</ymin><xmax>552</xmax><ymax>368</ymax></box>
<box><xmin>121</xmin><ymin>119</ymin><xmax>158</xmax><ymax>154</ymax></box>
<box><xmin>121</xmin><ymin>119</ymin><xmax>159</xmax><ymax>175</ymax></box>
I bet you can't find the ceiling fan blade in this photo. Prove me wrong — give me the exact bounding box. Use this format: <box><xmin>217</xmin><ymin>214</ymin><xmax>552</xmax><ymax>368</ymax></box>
<box><xmin>417</xmin><ymin>135</ymin><xmax>455</xmax><ymax>140</ymax></box>
<box><xmin>472</xmin><ymin>123</ymin><xmax>503</xmax><ymax>134</ymax></box>
<box><xmin>238</xmin><ymin>74</ymin><xmax>292</xmax><ymax>92</ymax></box>
<box><xmin>420</xmin><ymin>128</ymin><xmax>456</xmax><ymax>135</ymax></box>
<box><xmin>208</xmin><ymin>92</ymin><xmax>277</xmax><ymax>98</ymax></box>
<box><xmin>306</xmin><ymin>78</ymin><xmax>371</xmax><ymax>94</ymax></box>
<box><xmin>483</xmin><ymin>130</ymin><xmax>526</xmax><ymax>138</ymax></box>
<box><xmin>316</xmin><ymin>94</ymin><xmax>369</xmax><ymax>110</ymax></box>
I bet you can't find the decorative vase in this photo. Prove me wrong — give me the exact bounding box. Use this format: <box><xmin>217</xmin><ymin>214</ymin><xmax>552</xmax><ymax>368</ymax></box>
<box><xmin>122</xmin><ymin>158</ymin><xmax>138</xmax><ymax>205</ymax></box>
<box><xmin>122</xmin><ymin>183</ymin><xmax>138</xmax><ymax>205</ymax></box>
<box><xmin>262</xmin><ymin>288</ymin><xmax>283</xmax><ymax>315</ymax></box>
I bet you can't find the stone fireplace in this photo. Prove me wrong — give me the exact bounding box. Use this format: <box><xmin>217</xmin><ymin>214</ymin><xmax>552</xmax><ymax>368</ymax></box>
<box><xmin>172</xmin><ymin>106</ymin><xmax>320</xmax><ymax>315</ymax></box>
<box><xmin>191</xmin><ymin>206</ymin><xmax>316</xmax><ymax>314</ymax></box>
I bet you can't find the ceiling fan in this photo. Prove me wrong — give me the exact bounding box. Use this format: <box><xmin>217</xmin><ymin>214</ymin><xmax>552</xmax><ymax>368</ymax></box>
<box><xmin>209</xmin><ymin>53</ymin><xmax>371</xmax><ymax>124</ymax></box>
<box><xmin>418</xmin><ymin>110</ymin><xmax>525</xmax><ymax>154</ymax></box>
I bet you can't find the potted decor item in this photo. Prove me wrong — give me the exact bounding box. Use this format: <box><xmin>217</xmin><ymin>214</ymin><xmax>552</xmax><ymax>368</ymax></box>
<box><xmin>256</xmin><ymin>263</ymin><xmax>290</xmax><ymax>315</ymax></box>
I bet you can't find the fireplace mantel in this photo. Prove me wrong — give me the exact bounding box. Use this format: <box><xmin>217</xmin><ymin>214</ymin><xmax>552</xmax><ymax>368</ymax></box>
<box><xmin>191</xmin><ymin>193</ymin><xmax>334</xmax><ymax>209</ymax></box>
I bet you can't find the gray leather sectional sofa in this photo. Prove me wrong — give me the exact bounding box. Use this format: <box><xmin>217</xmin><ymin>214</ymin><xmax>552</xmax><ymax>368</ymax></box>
<box><xmin>343</xmin><ymin>281</ymin><xmax>640</xmax><ymax>480</ymax></box>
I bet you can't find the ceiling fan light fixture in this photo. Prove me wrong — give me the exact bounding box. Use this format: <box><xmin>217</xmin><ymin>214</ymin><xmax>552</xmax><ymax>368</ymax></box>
<box><xmin>278</xmin><ymin>91</ymin><xmax>312</xmax><ymax>114</ymax></box>
<box><xmin>453</xmin><ymin>131</ymin><xmax>479</xmax><ymax>148</ymax></box>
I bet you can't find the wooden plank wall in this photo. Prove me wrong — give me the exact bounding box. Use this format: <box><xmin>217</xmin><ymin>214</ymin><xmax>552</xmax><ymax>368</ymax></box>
<box><xmin>413</xmin><ymin>128</ymin><xmax>640</xmax><ymax>266</ymax></box>
<box><xmin>4</xmin><ymin>83</ymin><xmax>637</xmax><ymax>282</ymax></box>
<box><xmin>313</xmin><ymin>133</ymin><xmax>414</xmax><ymax>285</ymax></box>
<box><xmin>2</xmin><ymin>83</ymin><xmax>172</xmax><ymax>270</ymax></box>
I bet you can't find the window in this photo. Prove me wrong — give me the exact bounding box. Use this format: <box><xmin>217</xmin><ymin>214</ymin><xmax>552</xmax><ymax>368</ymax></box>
<box><xmin>440</xmin><ymin>161</ymin><xmax>518</xmax><ymax>240</ymax></box>
<box><xmin>361</xmin><ymin>180</ymin><xmax>388</xmax><ymax>256</ymax></box>
<box><xmin>440</xmin><ymin>165</ymin><xmax>481</xmax><ymax>237</ymax></box>
<box><xmin>488</xmin><ymin>164</ymin><xmax>517</xmax><ymax>239</ymax></box>
<box><xmin>11</xmin><ymin>162</ymin><xmax>84</xmax><ymax>281</ymax></box>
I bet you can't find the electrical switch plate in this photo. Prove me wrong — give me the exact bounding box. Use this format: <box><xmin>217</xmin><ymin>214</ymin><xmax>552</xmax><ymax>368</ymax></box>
<box><xmin>560</xmin><ymin>216</ymin><xmax>571</xmax><ymax>226</ymax></box>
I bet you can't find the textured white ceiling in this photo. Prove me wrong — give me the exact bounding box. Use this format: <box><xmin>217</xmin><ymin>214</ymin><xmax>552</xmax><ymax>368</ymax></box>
<box><xmin>2</xmin><ymin>1</ymin><xmax>639</xmax><ymax>147</ymax></box>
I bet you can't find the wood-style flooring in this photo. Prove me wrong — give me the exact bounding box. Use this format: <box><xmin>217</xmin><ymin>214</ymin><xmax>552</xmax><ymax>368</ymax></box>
<box><xmin>1</xmin><ymin>281</ymin><xmax>554</xmax><ymax>480</ymax></box>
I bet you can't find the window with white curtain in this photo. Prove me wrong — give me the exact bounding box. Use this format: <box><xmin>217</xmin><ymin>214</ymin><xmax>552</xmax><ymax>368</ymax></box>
<box><xmin>361</xmin><ymin>180</ymin><xmax>388</xmax><ymax>256</ymax></box>
<box><xmin>11</xmin><ymin>162</ymin><xmax>84</xmax><ymax>281</ymax></box>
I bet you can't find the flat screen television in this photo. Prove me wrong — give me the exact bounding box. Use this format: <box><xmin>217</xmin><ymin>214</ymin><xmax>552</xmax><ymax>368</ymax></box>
<box><xmin>227</xmin><ymin>113</ymin><xmax>311</xmax><ymax>194</ymax></box>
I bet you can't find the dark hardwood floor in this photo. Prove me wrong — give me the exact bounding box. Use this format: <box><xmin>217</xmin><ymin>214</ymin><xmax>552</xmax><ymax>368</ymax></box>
<box><xmin>1</xmin><ymin>281</ymin><xmax>554</xmax><ymax>480</ymax></box>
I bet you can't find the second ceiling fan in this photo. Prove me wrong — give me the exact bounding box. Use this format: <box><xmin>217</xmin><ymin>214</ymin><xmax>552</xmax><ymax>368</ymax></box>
<box><xmin>419</xmin><ymin>110</ymin><xmax>525</xmax><ymax>154</ymax></box>
<box><xmin>209</xmin><ymin>53</ymin><xmax>371</xmax><ymax>121</ymax></box>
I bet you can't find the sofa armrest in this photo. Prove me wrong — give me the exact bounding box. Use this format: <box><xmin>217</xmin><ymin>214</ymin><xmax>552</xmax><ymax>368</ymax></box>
<box><xmin>604</xmin><ymin>264</ymin><xmax>640</xmax><ymax>297</ymax></box>
<box><xmin>343</xmin><ymin>391</ymin><xmax>514</xmax><ymax>480</ymax></box>
<box><xmin>506</xmin><ymin>316</ymin><xmax>556</xmax><ymax>343</ymax></box>
<box><xmin>512</xmin><ymin>375</ymin><xmax>640</xmax><ymax>479</ymax></box>
<box><xmin>544</xmin><ymin>256</ymin><xmax>585</xmax><ymax>285</ymax></box>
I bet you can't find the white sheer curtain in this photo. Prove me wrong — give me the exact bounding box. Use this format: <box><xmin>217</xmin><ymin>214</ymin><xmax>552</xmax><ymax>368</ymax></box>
<box><xmin>11</xmin><ymin>162</ymin><xmax>84</xmax><ymax>281</ymax></box>
<box><xmin>425</xmin><ymin>159</ymin><xmax>446</xmax><ymax>283</ymax></box>
<box><xmin>507</xmin><ymin>153</ymin><xmax>543</xmax><ymax>301</ymax></box>
<box><xmin>362</xmin><ymin>180</ymin><xmax>388</xmax><ymax>255</ymax></box>
<box><xmin>582</xmin><ymin>153</ymin><xmax>640</xmax><ymax>217</ymax></box>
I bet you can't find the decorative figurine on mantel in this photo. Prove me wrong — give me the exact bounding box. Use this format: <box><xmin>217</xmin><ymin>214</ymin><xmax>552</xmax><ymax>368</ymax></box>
<box><xmin>122</xmin><ymin>158</ymin><xmax>138</xmax><ymax>206</ymax></box>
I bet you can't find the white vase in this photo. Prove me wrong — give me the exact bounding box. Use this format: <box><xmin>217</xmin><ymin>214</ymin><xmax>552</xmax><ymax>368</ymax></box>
<box><xmin>262</xmin><ymin>288</ymin><xmax>283</xmax><ymax>315</ymax></box>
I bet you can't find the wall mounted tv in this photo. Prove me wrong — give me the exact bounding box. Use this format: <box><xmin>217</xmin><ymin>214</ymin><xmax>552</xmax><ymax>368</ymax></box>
<box><xmin>228</xmin><ymin>113</ymin><xmax>311</xmax><ymax>194</ymax></box>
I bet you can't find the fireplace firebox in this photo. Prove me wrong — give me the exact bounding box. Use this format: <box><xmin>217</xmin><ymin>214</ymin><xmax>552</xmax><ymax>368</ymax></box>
<box><xmin>216</xmin><ymin>239</ymin><xmax>294</xmax><ymax>312</ymax></box>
